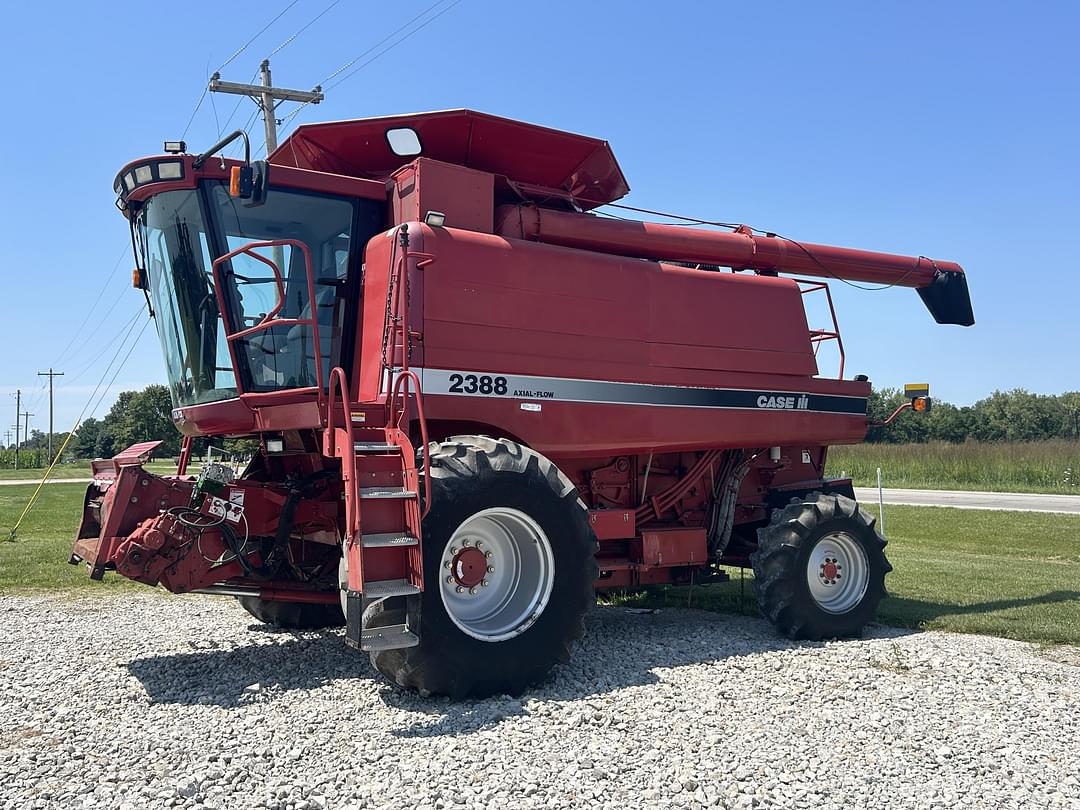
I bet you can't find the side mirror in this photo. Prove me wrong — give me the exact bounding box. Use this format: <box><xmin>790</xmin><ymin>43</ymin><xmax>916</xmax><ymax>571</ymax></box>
<box><xmin>228</xmin><ymin>160</ymin><xmax>270</xmax><ymax>207</ymax></box>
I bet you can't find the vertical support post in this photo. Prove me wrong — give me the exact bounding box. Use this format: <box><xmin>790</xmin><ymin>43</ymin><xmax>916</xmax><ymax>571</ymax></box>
<box><xmin>876</xmin><ymin>466</ymin><xmax>886</xmax><ymax>538</ymax></box>
<box><xmin>13</xmin><ymin>389</ymin><xmax>20</xmax><ymax>471</ymax></box>
<box><xmin>259</xmin><ymin>59</ymin><xmax>278</xmax><ymax>155</ymax></box>
<box><xmin>37</xmin><ymin>368</ymin><xmax>64</xmax><ymax>464</ymax></box>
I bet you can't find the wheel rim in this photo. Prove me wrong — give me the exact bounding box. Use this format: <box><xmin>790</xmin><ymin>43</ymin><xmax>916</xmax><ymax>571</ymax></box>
<box><xmin>805</xmin><ymin>531</ymin><xmax>870</xmax><ymax>614</ymax></box>
<box><xmin>439</xmin><ymin>507</ymin><xmax>555</xmax><ymax>642</ymax></box>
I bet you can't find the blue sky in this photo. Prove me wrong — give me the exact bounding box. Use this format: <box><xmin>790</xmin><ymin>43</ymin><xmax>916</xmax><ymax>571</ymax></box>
<box><xmin>1</xmin><ymin>0</ymin><xmax>1077</xmax><ymax>437</ymax></box>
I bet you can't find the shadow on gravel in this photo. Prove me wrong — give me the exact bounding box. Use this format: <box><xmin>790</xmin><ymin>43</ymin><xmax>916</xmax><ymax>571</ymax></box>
<box><xmin>126</xmin><ymin>607</ymin><xmax>907</xmax><ymax>731</ymax></box>
<box><xmin>128</xmin><ymin>629</ymin><xmax>373</xmax><ymax>708</ymax></box>
<box><xmin>378</xmin><ymin>607</ymin><xmax>892</xmax><ymax>739</ymax></box>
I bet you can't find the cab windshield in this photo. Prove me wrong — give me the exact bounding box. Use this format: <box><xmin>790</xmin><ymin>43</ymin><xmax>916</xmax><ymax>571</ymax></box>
<box><xmin>137</xmin><ymin>182</ymin><xmax>367</xmax><ymax>408</ymax></box>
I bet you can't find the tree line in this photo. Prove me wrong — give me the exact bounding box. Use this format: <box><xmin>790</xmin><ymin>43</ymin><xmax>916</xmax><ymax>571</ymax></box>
<box><xmin>3</xmin><ymin>384</ymin><xmax>1079</xmax><ymax>469</ymax></box>
<box><xmin>866</xmin><ymin>388</ymin><xmax>1080</xmax><ymax>444</ymax></box>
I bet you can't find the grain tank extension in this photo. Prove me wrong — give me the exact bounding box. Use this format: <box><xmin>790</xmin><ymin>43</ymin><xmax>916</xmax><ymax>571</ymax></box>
<box><xmin>71</xmin><ymin>110</ymin><xmax>972</xmax><ymax>697</ymax></box>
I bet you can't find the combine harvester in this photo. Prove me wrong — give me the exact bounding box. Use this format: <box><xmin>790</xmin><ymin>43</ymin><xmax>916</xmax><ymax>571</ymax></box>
<box><xmin>72</xmin><ymin>110</ymin><xmax>972</xmax><ymax>697</ymax></box>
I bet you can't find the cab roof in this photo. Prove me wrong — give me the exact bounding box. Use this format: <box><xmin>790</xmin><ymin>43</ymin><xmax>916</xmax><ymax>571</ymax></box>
<box><xmin>269</xmin><ymin>109</ymin><xmax>629</xmax><ymax>210</ymax></box>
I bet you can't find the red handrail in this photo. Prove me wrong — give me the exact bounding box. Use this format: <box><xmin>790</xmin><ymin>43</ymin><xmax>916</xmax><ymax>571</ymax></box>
<box><xmin>389</xmin><ymin>369</ymin><xmax>432</xmax><ymax>519</ymax></box>
<box><xmin>326</xmin><ymin>366</ymin><xmax>359</xmax><ymax>537</ymax></box>
<box><xmin>211</xmin><ymin>238</ymin><xmax>324</xmax><ymax>398</ymax></box>
<box><xmin>797</xmin><ymin>279</ymin><xmax>846</xmax><ymax>380</ymax></box>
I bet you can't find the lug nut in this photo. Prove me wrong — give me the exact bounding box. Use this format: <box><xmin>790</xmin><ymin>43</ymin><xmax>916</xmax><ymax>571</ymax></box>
<box><xmin>462</xmin><ymin>539</ymin><xmax>471</xmax><ymax>547</ymax></box>
<box><xmin>450</xmin><ymin>547</ymin><xmax>459</xmax><ymax>555</ymax></box>
<box><xmin>469</xmin><ymin>587</ymin><xmax>478</xmax><ymax>595</ymax></box>
<box><xmin>445</xmin><ymin>561</ymin><xmax>452</xmax><ymax>569</ymax></box>
<box><xmin>455</xmin><ymin>586</ymin><xmax>465</xmax><ymax>594</ymax></box>
<box><xmin>446</xmin><ymin>576</ymin><xmax>455</xmax><ymax>584</ymax></box>
<box><xmin>481</xmin><ymin>579</ymin><xmax>489</xmax><ymax>587</ymax></box>
<box><xmin>485</xmin><ymin>551</ymin><xmax>493</xmax><ymax>559</ymax></box>
<box><xmin>487</xmin><ymin>565</ymin><xmax>495</xmax><ymax>573</ymax></box>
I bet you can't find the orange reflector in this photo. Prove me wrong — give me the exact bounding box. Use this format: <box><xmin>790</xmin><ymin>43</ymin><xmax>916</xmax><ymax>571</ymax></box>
<box><xmin>913</xmin><ymin>396</ymin><xmax>929</xmax><ymax>413</ymax></box>
<box><xmin>132</xmin><ymin>268</ymin><xmax>141</xmax><ymax>288</ymax></box>
<box><xmin>229</xmin><ymin>165</ymin><xmax>242</xmax><ymax>197</ymax></box>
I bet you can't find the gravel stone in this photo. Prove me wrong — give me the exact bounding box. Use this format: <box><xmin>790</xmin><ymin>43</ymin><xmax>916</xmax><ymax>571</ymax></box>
<box><xmin>0</xmin><ymin>593</ymin><xmax>1078</xmax><ymax>809</ymax></box>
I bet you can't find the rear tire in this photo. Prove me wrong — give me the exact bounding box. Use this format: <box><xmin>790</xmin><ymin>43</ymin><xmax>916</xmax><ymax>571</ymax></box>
<box><xmin>236</xmin><ymin>597</ymin><xmax>345</xmax><ymax>629</ymax></box>
<box><xmin>369</xmin><ymin>436</ymin><xmax>597</xmax><ymax>698</ymax></box>
<box><xmin>751</xmin><ymin>492</ymin><xmax>890</xmax><ymax>640</ymax></box>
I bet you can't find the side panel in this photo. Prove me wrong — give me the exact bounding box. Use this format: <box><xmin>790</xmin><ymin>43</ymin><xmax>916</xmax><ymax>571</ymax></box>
<box><xmin>413</xmin><ymin>227</ymin><xmax>869</xmax><ymax>456</ymax></box>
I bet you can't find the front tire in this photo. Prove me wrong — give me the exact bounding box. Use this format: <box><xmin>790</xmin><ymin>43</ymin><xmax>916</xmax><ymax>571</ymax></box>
<box><xmin>369</xmin><ymin>436</ymin><xmax>597</xmax><ymax>698</ymax></box>
<box><xmin>751</xmin><ymin>492</ymin><xmax>890</xmax><ymax>640</ymax></box>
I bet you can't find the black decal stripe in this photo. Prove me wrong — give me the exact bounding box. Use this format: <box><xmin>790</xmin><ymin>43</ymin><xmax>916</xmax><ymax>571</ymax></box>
<box><xmin>411</xmin><ymin>368</ymin><xmax>867</xmax><ymax>416</ymax></box>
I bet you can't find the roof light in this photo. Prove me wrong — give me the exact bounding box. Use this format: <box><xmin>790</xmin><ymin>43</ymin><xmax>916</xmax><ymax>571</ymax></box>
<box><xmin>157</xmin><ymin>161</ymin><xmax>182</xmax><ymax>180</ymax></box>
<box><xmin>424</xmin><ymin>211</ymin><xmax>446</xmax><ymax>228</ymax></box>
<box><xmin>386</xmin><ymin>126</ymin><xmax>422</xmax><ymax>157</ymax></box>
<box><xmin>163</xmin><ymin>140</ymin><xmax>187</xmax><ymax>154</ymax></box>
<box><xmin>134</xmin><ymin>165</ymin><xmax>153</xmax><ymax>184</ymax></box>
<box><xmin>123</xmin><ymin>172</ymin><xmax>137</xmax><ymax>191</ymax></box>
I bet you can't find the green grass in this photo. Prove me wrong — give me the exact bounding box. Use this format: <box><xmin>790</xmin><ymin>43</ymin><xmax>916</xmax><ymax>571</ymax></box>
<box><xmin>612</xmin><ymin>503</ymin><xmax>1080</xmax><ymax>645</ymax></box>
<box><xmin>0</xmin><ymin>482</ymin><xmax>140</xmax><ymax>593</ymax></box>
<box><xmin>4</xmin><ymin>484</ymin><xmax>1079</xmax><ymax>644</ymax></box>
<box><xmin>0</xmin><ymin>459</ymin><xmax>179</xmax><ymax>481</ymax></box>
<box><xmin>826</xmin><ymin>440</ymin><xmax>1080</xmax><ymax>494</ymax></box>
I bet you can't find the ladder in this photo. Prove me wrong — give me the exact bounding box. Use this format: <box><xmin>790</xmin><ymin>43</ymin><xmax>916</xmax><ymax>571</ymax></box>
<box><xmin>326</xmin><ymin>368</ymin><xmax>430</xmax><ymax>652</ymax></box>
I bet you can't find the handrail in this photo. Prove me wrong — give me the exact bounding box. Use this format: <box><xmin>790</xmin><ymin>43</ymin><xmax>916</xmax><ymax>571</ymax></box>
<box><xmin>211</xmin><ymin>238</ymin><xmax>324</xmax><ymax>399</ymax></box>
<box><xmin>389</xmin><ymin>369</ymin><xmax>432</xmax><ymax>519</ymax></box>
<box><xmin>797</xmin><ymin>279</ymin><xmax>846</xmax><ymax>380</ymax></box>
<box><xmin>326</xmin><ymin>366</ymin><xmax>359</xmax><ymax>538</ymax></box>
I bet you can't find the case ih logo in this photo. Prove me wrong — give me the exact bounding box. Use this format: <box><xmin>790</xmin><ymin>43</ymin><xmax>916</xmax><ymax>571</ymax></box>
<box><xmin>757</xmin><ymin>394</ymin><xmax>810</xmax><ymax>410</ymax></box>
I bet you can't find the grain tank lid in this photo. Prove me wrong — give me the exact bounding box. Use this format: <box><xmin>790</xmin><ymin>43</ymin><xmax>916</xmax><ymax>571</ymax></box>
<box><xmin>269</xmin><ymin>109</ymin><xmax>630</xmax><ymax>209</ymax></box>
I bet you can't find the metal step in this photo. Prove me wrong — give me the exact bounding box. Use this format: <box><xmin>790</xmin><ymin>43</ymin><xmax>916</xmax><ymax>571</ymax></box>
<box><xmin>361</xmin><ymin>531</ymin><xmax>419</xmax><ymax>548</ymax></box>
<box><xmin>363</xmin><ymin>579</ymin><xmax>422</xmax><ymax>599</ymax></box>
<box><xmin>353</xmin><ymin>442</ymin><xmax>398</xmax><ymax>453</ymax></box>
<box><xmin>360</xmin><ymin>623</ymin><xmax>420</xmax><ymax>652</ymax></box>
<box><xmin>358</xmin><ymin>486</ymin><xmax>416</xmax><ymax>500</ymax></box>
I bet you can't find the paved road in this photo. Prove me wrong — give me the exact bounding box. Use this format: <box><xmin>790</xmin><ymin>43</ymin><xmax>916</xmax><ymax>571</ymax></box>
<box><xmin>854</xmin><ymin>486</ymin><xmax>1080</xmax><ymax>515</ymax></box>
<box><xmin>0</xmin><ymin>478</ymin><xmax>91</xmax><ymax>487</ymax></box>
<box><xmin>3</xmin><ymin>477</ymin><xmax>1078</xmax><ymax>515</ymax></box>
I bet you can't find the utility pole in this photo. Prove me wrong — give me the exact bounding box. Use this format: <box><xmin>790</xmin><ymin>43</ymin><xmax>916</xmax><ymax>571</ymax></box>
<box><xmin>21</xmin><ymin>411</ymin><xmax>33</xmax><ymax>452</ymax></box>
<box><xmin>12</xmin><ymin>389</ymin><xmax>19</xmax><ymax>471</ymax></box>
<box><xmin>3</xmin><ymin>430</ymin><xmax>10</xmax><ymax>448</ymax></box>
<box><xmin>37</xmin><ymin>368</ymin><xmax>64</xmax><ymax>464</ymax></box>
<box><xmin>209</xmin><ymin>59</ymin><xmax>323</xmax><ymax>155</ymax></box>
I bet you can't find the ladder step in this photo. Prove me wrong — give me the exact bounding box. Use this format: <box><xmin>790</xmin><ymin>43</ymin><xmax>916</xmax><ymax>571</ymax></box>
<box><xmin>360</xmin><ymin>623</ymin><xmax>420</xmax><ymax>651</ymax></box>
<box><xmin>353</xmin><ymin>442</ymin><xmax>399</xmax><ymax>453</ymax></box>
<box><xmin>361</xmin><ymin>531</ymin><xmax>419</xmax><ymax>548</ymax></box>
<box><xmin>363</xmin><ymin>579</ymin><xmax>422</xmax><ymax>599</ymax></box>
<box><xmin>359</xmin><ymin>486</ymin><xmax>416</xmax><ymax>500</ymax></box>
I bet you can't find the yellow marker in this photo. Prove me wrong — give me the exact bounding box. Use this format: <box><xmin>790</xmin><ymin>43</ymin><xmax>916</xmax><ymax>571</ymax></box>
<box><xmin>905</xmin><ymin>383</ymin><xmax>930</xmax><ymax>399</ymax></box>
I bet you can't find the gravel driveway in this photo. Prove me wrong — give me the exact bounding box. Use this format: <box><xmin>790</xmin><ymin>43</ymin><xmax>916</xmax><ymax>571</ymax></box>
<box><xmin>1</xmin><ymin>593</ymin><xmax>1077</xmax><ymax>810</ymax></box>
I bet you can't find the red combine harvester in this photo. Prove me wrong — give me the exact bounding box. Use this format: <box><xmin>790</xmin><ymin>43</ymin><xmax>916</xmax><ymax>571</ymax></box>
<box><xmin>72</xmin><ymin>110</ymin><xmax>972</xmax><ymax>697</ymax></box>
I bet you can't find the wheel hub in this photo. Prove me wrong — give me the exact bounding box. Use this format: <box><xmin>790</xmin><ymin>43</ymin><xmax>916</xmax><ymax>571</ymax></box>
<box><xmin>439</xmin><ymin>507</ymin><xmax>555</xmax><ymax>642</ymax></box>
<box><xmin>450</xmin><ymin>546</ymin><xmax>488</xmax><ymax>588</ymax></box>
<box><xmin>806</xmin><ymin>531</ymin><xmax>869</xmax><ymax>614</ymax></box>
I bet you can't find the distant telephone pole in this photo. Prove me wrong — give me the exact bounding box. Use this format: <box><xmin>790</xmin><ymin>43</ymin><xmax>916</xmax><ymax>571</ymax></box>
<box><xmin>11</xmin><ymin>389</ymin><xmax>19</xmax><ymax>471</ymax></box>
<box><xmin>209</xmin><ymin>59</ymin><xmax>323</xmax><ymax>154</ymax></box>
<box><xmin>3</xmin><ymin>430</ymin><xmax>10</xmax><ymax>448</ymax></box>
<box><xmin>37</xmin><ymin>368</ymin><xmax>64</xmax><ymax>463</ymax></box>
<box><xmin>21</xmin><ymin>410</ymin><xmax>33</xmax><ymax>452</ymax></box>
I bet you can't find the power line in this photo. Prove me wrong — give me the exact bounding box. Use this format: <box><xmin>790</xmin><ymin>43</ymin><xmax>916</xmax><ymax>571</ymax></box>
<box><xmin>276</xmin><ymin>0</ymin><xmax>464</xmax><ymax>139</ymax></box>
<box><xmin>266</xmin><ymin>0</ymin><xmax>343</xmax><ymax>59</ymax></box>
<box><xmin>52</xmin><ymin>244</ymin><xmax>131</xmax><ymax>368</ymax></box>
<box><xmin>9</xmin><ymin>315</ymin><xmax>152</xmax><ymax>540</ymax></box>
<box><xmin>60</xmin><ymin>308</ymin><xmax>145</xmax><ymax>389</ymax></box>
<box><xmin>216</xmin><ymin>0</ymin><xmax>301</xmax><ymax>74</ymax></box>
<box><xmin>180</xmin><ymin>0</ymin><xmax>302</xmax><ymax>141</ymax></box>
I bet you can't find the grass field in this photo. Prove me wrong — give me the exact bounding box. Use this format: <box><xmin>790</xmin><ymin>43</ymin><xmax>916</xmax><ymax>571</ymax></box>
<box><xmin>2</xmin><ymin>482</ymin><xmax>1078</xmax><ymax>644</ymax></box>
<box><xmin>826</xmin><ymin>440</ymin><xmax>1080</xmax><ymax>494</ymax></box>
<box><xmin>0</xmin><ymin>459</ymin><xmax>179</xmax><ymax>481</ymax></box>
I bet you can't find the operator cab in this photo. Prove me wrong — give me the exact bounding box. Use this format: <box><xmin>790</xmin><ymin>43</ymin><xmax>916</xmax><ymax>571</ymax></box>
<box><xmin>115</xmin><ymin>140</ymin><xmax>386</xmax><ymax>431</ymax></box>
